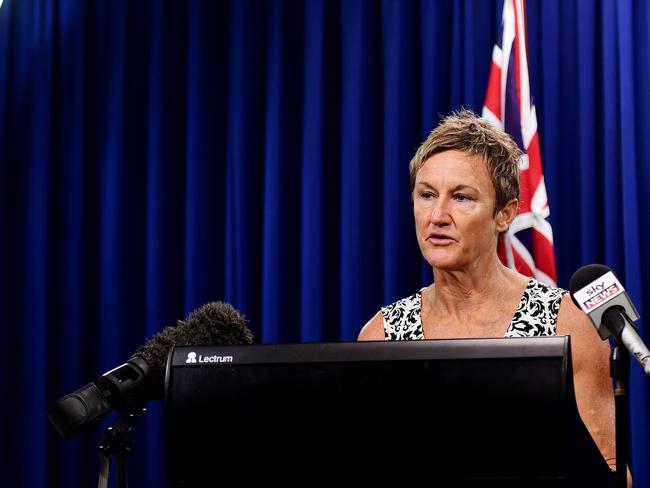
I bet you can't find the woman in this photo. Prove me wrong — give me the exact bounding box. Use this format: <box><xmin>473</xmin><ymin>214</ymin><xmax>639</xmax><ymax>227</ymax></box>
<box><xmin>358</xmin><ymin>110</ymin><xmax>617</xmax><ymax>473</ymax></box>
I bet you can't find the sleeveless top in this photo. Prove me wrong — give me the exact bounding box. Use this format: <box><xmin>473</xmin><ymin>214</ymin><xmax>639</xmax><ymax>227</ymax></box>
<box><xmin>382</xmin><ymin>278</ymin><xmax>567</xmax><ymax>340</ymax></box>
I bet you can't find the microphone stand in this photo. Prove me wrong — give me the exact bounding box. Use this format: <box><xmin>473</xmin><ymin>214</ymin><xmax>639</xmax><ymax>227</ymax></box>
<box><xmin>97</xmin><ymin>406</ymin><xmax>147</xmax><ymax>488</ymax></box>
<box><xmin>603</xmin><ymin>307</ymin><xmax>631</xmax><ymax>488</ymax></box>
<box><xmin>610</xmin><ymin>344</ymin><xmax>629</xmax><ymax>488</ymax></box>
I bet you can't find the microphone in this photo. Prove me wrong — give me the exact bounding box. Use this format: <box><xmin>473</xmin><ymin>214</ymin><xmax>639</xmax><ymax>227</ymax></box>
<box><xmin>569</xmin><ymin>264</ymin><xmax>650</xmax><ymax>377</ymax></box>
<box><xmin>47</xmin><ymin>301</ymin><xmax>254</xmax><ymax>438</ymax></box>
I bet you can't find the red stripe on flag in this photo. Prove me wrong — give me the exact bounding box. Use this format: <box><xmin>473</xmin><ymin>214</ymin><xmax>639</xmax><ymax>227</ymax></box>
<box><xmin>512</xmin><ymin>246</ymin><xmax>534</xmax><ymax>277</ymax></box>
<box><xmin>484</xmin><ymin>62</ymin><xmax>502</xmax><ymax>119</ymax></box>
<box><xmin>532</xmin><ymin>228</ymin><xmax>557</xmax><ymax>280</ymax></box>
<box><xmin>518</xmin><ymin>168</ymin><xmax>532</xmax><ymax>213</ymax></box>
<box><xmin>525</xmin><ymin>131</ymin><xmax>543</xmax><ymax>196</ymax></box>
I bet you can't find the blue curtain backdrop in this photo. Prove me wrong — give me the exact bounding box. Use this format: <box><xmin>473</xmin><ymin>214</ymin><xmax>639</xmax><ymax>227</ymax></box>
<box><xmin>0</xmin><ymin>0</ymin><xmax>649</xmax><ymax>486</ymax></box>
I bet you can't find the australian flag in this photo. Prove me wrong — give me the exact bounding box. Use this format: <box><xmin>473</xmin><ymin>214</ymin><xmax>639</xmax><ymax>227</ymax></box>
<box><xmin>482</xmin><ymin>0</ymin><xmax>558</xmax><ymax>285</ymax></box>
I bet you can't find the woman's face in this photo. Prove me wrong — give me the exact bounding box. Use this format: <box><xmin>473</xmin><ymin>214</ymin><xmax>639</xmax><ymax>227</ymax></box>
<box><xmin>413</xmin><ymin>150</ymin><xmax>508</xmax><ymax>272</ymax></box>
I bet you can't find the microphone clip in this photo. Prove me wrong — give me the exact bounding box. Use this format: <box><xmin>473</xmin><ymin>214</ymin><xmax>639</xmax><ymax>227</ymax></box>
<box><xmin>601</xmin><ymin>306</ymin><xmax>628</xmax><ymax>341</ymax></box>
<box><xmin>96</xmin><ymin>357</ymin><xmax>150</xmax><ymax>410</ymax></box>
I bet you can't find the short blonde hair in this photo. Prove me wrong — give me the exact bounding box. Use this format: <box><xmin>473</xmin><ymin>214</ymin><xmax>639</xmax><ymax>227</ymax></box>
<box><xmin>409</xmin><ymin>109</ymin><xmax>521</xmax><ymax>212</ymax></box>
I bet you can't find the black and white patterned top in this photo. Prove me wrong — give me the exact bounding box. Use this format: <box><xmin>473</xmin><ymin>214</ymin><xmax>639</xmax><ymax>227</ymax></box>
<box><xmin>382</xmin><ymin>278</ymin><xmax>567</xmax><ymax>340</ymax></box>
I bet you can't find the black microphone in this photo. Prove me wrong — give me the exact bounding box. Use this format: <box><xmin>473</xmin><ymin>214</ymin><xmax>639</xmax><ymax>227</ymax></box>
<box><xmin>569</xmin><ymin>264</ymin><xmax>650</xmax><ymax>377</ymax></box>
<box><xmin>47</xmin><ymin>301</ymin><xmax>254</xmax><ymax>438</ymax></box>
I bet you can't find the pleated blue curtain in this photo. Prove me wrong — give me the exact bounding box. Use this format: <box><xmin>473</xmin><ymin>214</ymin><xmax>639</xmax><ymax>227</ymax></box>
<box><xmin>0</xmin><ymin>0</ymin><xmax>648</xmax><ymax>486</ymax></box>
<box><xmin>528</xmin><ymin>1</ymin><xmax>650</xmax><ymax>478</ymax></box>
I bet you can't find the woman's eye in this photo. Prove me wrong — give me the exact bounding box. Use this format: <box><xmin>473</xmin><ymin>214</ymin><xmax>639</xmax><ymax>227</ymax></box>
<box><xmin>454</xmin><ymin>194</ymin><xmax>471</xmax><ymax>202</ymax></box>
<box><xmin>420</xmin><ymin>191</ymin><xmax>435</xmax><ymax>199</ymax></box>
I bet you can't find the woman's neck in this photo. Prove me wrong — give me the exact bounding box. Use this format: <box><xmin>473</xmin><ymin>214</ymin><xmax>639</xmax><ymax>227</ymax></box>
<box><xmin>427</xmin><ymin>258</ymin><xmax>527</xmax><ymax>316</ymax></box>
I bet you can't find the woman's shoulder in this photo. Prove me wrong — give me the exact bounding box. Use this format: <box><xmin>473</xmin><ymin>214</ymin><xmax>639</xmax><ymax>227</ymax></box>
<box><xmin>381</xmin><ymin>290</ymin><xmax>424</xmax><ymax>339</ymax></box>
<box><xmin>506</xmin><ymin>277</ymin><xmax>567</xmax><ymax>337</ymax></box>
<box><xmin>556</xmin><ymin>291</ymin><xmax>597</xmax><ymax>335</ymax></box>
<box><xmin>357</xmin><ymin>290</ymin><xmax>423</xmax><ymax>341</ymax></box>
<box><xmin>358</xmin><ymin>310</ymin><xmax>384</xmax><ymax>341</ymax></box>
<box><xmin>554</xmin><ymin>285</ymin><xmax>609</xmax><ymax>353</ymax></box>
<box><xmin>524</xmin><ymin>277</ymin><xmax>568</xmax><ymax>310</ymax></box>
<box><xmin>527</xmin><ymin>277</ymin><xmax>567</xmax><ymax>298</ymax></box>
<box><xmin>381</xmin><ymin>290</ymin><xmax>422</xmax><ymax>316</ymax></box>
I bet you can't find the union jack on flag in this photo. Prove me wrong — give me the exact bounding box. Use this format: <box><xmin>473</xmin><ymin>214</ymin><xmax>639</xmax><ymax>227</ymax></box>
<box><xmin>482</xmin><ymin>0</ymin><xmax>558</xmax><ymax>286</ymax></box>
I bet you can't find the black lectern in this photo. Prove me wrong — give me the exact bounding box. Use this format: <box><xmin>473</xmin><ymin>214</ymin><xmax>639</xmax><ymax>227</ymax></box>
<box><xmin>164</xmin><ymin>336</ymin><xmax>615</xmax><ymax>487</ymax></box>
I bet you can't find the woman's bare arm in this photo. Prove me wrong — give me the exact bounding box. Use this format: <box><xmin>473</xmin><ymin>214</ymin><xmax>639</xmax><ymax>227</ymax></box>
<box><xmin>557</xmin><ymin>295</ymin><xmax>632</xmax><ymax>485</ymax></box>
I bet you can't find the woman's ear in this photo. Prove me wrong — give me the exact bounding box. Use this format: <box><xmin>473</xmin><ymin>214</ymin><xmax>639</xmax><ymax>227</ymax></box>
<box><xmin>496</xmin><ymin>199</ymin><xmax>519</xmax><ymax>233</ymax></box>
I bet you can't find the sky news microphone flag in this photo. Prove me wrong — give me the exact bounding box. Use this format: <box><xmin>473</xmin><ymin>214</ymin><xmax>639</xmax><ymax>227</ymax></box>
<box><xmin>482</xmin><ymin>0</ymin><xmax>557</xmax><ymax>286</ymax></box>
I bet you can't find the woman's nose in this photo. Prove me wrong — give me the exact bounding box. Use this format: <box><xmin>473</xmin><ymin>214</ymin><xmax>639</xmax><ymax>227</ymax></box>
<box><xmin>429</xmin><ymin>199</ymin><xmax>451</xmax><ymax>225</ymax></box>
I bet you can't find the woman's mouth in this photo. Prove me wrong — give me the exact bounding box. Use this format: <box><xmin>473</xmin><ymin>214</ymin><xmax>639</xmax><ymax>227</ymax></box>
<box><xmin>428</xmin><ymin>233</ymin><xmax>455</xmax><ymax>245</ymax></box>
